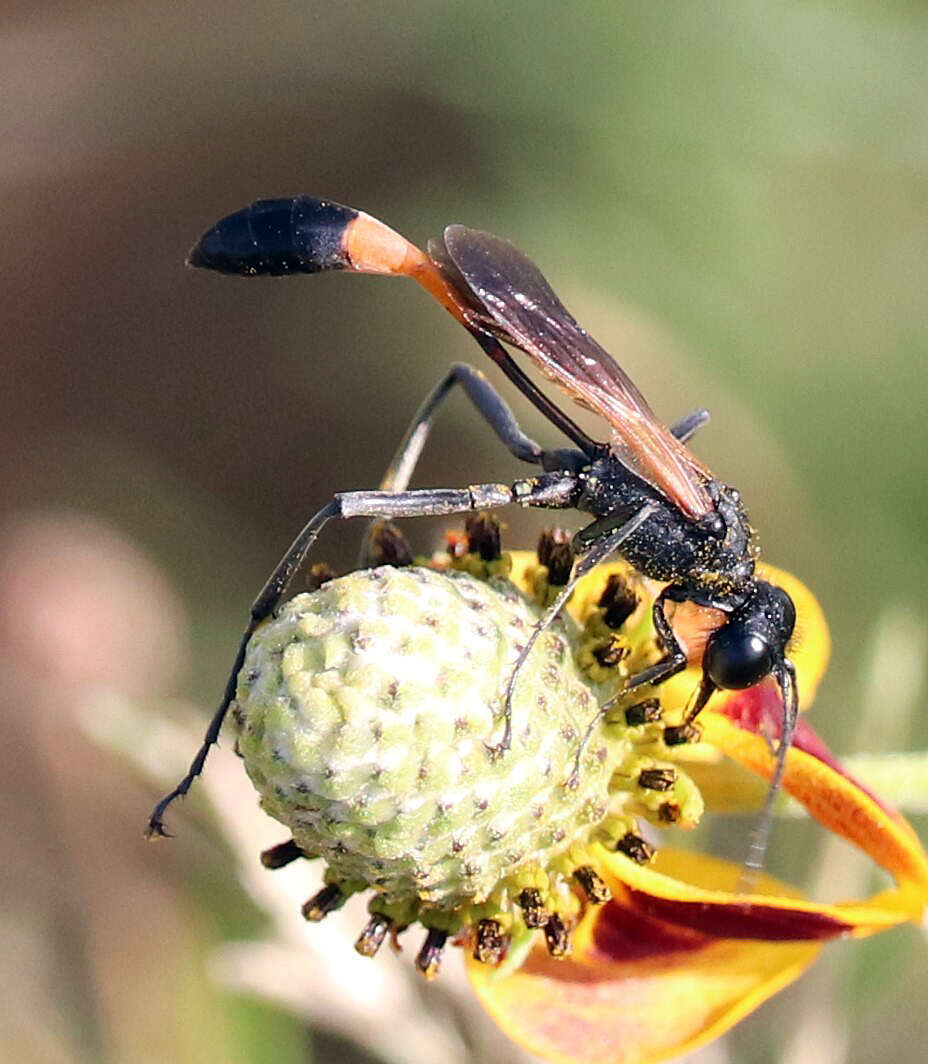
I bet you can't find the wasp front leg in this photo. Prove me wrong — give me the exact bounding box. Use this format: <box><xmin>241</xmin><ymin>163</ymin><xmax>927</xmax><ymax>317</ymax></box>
<box><xmin>622</xmin><ymin>585</ymin><xmax>690</xmax><ymax>693</ymax></box>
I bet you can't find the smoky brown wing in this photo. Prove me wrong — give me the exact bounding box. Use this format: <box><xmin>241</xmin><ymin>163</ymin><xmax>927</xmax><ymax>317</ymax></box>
<box><xmin>440</xmin><ymin>225</ymin><xmax>713</xmax><ymax>519</ymax></box>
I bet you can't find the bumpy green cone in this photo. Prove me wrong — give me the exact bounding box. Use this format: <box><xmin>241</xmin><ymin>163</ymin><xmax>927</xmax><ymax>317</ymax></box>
<box><xmin>232</xmin><ymin>560</ymin><xmax>702</xmax><ymax>957</ymax></box>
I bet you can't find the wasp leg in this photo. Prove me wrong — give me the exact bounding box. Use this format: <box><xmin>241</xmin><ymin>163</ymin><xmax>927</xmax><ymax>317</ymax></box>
<box><xmin>378</xmin><ymin>362</ymin><xmax>546</xmax><ymax>490</ymax></box>
<box><xmin>621</xmin><ymin>585</ymin><xmax>690</xmax><ymax>692</ymax></box>
<box><xmin>468</xmin><ymin>328</ymin><xmax>601</xmax><ymax>458</ymax></box>
<box><xmin>489</xmin><ymin>504</ymin><xmax>659</xmax><ymax>757</ymax></box>
<box><xmin>568</xmin><ymin>585</ymin><xmax>688</xmax><ymax>777</ymax></box>
<box><xmin>565</xmin><ymin>579</ymin><xmax>687</xmax><ymax>783</ymax></box>
<box><xmin>361</xmin><ymin>363</ymin><xmax>586</xmax><ymax>564</ymax></box>
<box><xmin>146</xmin><ymin>481</ymin><xmax>518</xmax><ymax>838</ymax></box>
<box><xmin>670</xmin><ymin>408</ymin><xmax>710</xmax><ymax>444</ymax></box>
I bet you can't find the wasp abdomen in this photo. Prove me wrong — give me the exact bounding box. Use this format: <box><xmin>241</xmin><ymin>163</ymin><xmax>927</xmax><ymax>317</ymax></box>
<box><xmin>188</xmin><ymin>196</ymin><xmax>357</xmax><ymax>276</ymax></box>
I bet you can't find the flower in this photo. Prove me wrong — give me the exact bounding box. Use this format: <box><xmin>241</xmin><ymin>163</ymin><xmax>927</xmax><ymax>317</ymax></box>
<box><xmin>468</xmin><ymin>559</ymin><xmax>928</xmax><ymax>1064</ymax></box>
<box><xmin>228</xmin><ymin>521</ymin><xmax>707</xmax><ymax>977</ymax></box>
<box><xmin>150</xmin><ymin>515</ymin><xmax>928</xmax><ymax>1064</ymax></box>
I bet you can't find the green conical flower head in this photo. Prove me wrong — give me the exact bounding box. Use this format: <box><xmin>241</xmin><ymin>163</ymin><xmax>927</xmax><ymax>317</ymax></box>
<box><xmin>232</xmin><ymin>556</ymin><xmax>703</xmax><ymax>958</ymax></box>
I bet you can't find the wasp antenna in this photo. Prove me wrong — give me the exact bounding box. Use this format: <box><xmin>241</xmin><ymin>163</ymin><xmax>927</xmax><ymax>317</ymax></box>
<box><xmin>741</xmin><ymin>659</ymin><xmax>799</xmax><ymax>885</ymax></box>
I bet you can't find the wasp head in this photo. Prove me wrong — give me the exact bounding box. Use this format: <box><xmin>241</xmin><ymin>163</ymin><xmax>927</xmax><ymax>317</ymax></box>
<box><xmin>703</xmin><ymin>580</ymin><xmax>796</xmax><ymax>692</ymax></box>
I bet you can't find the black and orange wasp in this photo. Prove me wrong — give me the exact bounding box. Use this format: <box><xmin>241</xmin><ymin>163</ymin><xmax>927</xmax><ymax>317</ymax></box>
<box><xmin>148</xmin><ymin>197</ymin><xmax>798</xmax><ymax>872</ymax></box>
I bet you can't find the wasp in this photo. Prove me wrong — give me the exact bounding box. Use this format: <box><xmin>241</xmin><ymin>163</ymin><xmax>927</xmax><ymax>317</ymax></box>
<box><xmin>148</xmin><ymin>197</ymin><xmax>798</xmax><ymax>872</ymax></box>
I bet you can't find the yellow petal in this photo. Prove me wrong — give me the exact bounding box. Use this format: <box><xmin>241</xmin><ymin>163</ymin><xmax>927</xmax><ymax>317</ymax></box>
<box><xmin>468</xmin><ymin>844</ymin><xmax>917</xmax><ymax>1064</ymax></box>
<box><xmin>470</xmin><ymin>937</ymin><xmax>819</xmax><ymax>1064</ymax></box>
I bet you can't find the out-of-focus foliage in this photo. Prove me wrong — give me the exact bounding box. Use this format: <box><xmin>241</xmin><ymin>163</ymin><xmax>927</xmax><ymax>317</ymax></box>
<box><xmin>2</xmin><ymin>3</ymin><xmax>926</xmax><ymax>1062</ymax></box>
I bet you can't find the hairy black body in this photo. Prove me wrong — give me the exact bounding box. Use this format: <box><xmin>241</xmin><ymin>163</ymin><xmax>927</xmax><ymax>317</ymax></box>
<box><xmin>572</xmin><ymin>456</ymin><xmax>754</xmax><ymax>593</ymax></box>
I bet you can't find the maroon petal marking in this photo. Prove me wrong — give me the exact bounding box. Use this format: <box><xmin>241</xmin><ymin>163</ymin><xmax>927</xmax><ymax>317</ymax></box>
<box><xmin>590</xmin><ymin>899</ymin><xmax>707</xmax><ymax>963</ymax></box>
<box><xmin>623</xmin><ymin>887</ymin><xmax>852</xmax><ymax>942</ymax></box>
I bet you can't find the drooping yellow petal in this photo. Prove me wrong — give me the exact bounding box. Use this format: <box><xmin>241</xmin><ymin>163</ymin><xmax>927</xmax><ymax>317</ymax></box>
<box><xmin>470</xmin><ymin>936</ymin><xmax>819</xmax><ymax>1064</ymax></box>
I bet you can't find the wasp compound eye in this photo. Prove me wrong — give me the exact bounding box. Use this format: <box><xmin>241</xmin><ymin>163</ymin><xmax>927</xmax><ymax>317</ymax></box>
<box><xmin>704</xmin><ymin>624</ymin><xmax>775</xmax><ymax>690</ymax></box>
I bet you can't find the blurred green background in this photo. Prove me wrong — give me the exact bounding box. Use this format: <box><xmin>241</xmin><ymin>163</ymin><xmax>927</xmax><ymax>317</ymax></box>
<box><xmin>2</xmin><ymin>3</ymin><xmax>927</xmax><ymax>1062</ymax></box>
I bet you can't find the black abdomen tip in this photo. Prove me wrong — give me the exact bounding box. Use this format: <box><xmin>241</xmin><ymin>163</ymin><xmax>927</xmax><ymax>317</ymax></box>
<box><xmin>188</xmin><ymin>196</ymin><xmax>358</xmax><ymax>276</ymax></box>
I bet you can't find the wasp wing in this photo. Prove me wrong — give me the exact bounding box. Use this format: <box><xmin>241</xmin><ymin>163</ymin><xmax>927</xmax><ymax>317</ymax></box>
<box><xmin>439</xmin><ymin>225</ymin><xmax>713</xmax><ymax>520</ymax></box>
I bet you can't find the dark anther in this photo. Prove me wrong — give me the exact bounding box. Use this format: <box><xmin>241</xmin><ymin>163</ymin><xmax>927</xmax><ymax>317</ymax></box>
<box><xmin>518</xmin><ymin>887</ymin><xmax>550</xmax><ymax>928</ymax></box>
<box><xmin>574</xmin><ymin>865</ymin><xmax>611</xmax><ymax>905</ymax></box>
<box><xmin>663</xmin><ymin>722</ymin><xmax>702</xmax><ymax>747</ymax></box>
<box><xmin>260</xmin><ymin>838</ymin><xmax>304</xmax><ymax>869</ymax></box>
<box><xmin>306</xmin><ymin>562</ymin><xmax>338</xmax><ymax>591</ymax></box>
<box><xmin>638</xmin><ymin>767</ymin><xmax>676</xmax><ymax>791</ymax></box>
<box><xmin>615</xmin><ymin>832</ymin><xmax>655</xmax><ymax>864</ymax></box>
<box><xmin>536</xmin><ymin>527</ymin><xmax>574</xmax><ymax>585</ymax></box>
<box><xmin>625</xmin><ymin>698</ymin><xmax>663</xmax><ymax>726</ymax></box>
<box><xmin>465</xmin><ymin>511</ymin><xmax>502</xmax><ymax>561</ymax></box>
<box><xmin>543</xmin><ymin>913</ymin><xmax>571</xmax><ymax>958</ymax></box>
<box><xmin>301</xmin><ymin>883</ymin><xmax>346</xmax><ymax>922</ymax></box>
<box><xmin>367</xmin><ymin>521</ymin><xmax>414</xmax><ymax>567</ymax></box>
<box><xmin>659</xmin><ymin>801</ymin><xmax>681</xmax><ymax>823</ymax></box>
<box><xmin>355</xmin><ymin>914</ymin><xmax>392</xmax><ymax>957</ymax></box>
<box><xmin>593</xmin><ymin>637</ymin><xmax>629</xmax><ymax>668</ymax></box>
<box><xmin>473</xmin><ymin>918</ymin><xmax>509</xmax><ymax>965</ymax></box>
<box><xmin>415</xmin><ymin>927</ymin><xmax>449</xmax><ymax>980</ymax></box>
<box><xmin>598</xmin><ymin>573</ymin><xmax>639</xmax><ymax>629</ymax></box>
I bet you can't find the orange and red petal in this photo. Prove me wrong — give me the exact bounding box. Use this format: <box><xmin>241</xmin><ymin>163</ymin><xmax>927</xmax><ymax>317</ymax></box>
<box><xmin>701</xmin><ymin>696</ymin><xmax>928</xmax><ymax>903</ymax></box>
<box><xmin>595</xmin><ymin>848</ymin><xmax>918</xmax><ymax>942</ymax></box>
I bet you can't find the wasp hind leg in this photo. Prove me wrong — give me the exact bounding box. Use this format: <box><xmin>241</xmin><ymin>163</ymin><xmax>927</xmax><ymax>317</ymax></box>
<box><xmin>377</xmin><ymin>362</ymin><xmax>550</xmax><ymax>492</ymax></box>
<box><xmin>146</xmin><ymin>481</ymin><xmax>518</xmax><ymax>838</ymax></box>
<box><xmin>361</xmin><ymin>362</ymin><xmax>588</xmax><ymax>564</ymax></box>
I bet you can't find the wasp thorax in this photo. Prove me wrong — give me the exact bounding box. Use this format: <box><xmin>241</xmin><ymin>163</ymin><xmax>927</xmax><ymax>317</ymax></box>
<box><xmin>233</xmin><ymin>543</ymin><xmax>703</xmax><ymax>974</ymax></box>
